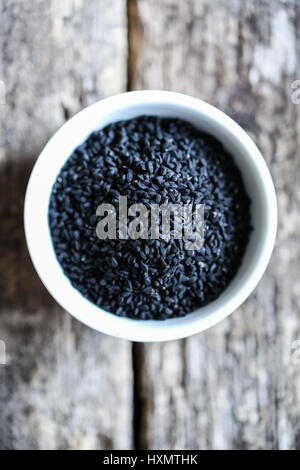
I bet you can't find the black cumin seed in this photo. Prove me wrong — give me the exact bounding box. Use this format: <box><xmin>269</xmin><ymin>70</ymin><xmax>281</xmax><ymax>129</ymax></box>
<box><xmin>48</xmin><ymin>115</ymin><xmax>251</xmax><ymax>320</ymax></box>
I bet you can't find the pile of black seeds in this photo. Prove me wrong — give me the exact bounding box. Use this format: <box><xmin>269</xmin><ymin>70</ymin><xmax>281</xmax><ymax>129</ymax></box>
<box><xmin>48</xmin><ymin>116</ymin><xmax>251</xmax><ymax>320</ymax></box>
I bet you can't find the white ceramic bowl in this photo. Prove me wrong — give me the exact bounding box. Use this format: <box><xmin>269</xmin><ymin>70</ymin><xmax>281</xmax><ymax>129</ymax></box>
<box><xmin>24</xmin><ymin>91</ymin><xmax>277</xmax><ymax>342</ymax></box>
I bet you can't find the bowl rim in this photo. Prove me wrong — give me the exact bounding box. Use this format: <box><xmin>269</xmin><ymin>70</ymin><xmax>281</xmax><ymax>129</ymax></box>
<box><xmin>24</xmin><ymin>90</ymin><xmax>277</xmax><ymax>342</ymax></box>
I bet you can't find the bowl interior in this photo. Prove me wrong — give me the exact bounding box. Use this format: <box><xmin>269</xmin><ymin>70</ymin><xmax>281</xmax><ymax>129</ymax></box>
<box><xmin>24</xmin><ymin>92</ymin><xmax>277</xmax><ymax>341</ymax></box>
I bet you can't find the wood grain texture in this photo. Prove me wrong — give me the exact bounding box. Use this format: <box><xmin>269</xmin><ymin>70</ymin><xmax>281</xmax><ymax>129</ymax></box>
<box><xmin>131</xmin><ymin>0</ymin><xmax>300</xmax><ymax>450</ymax></box>
<box><xmin>0</xmin><ymin>0</ymin><xmax>132</xmax><ymax>450</ymax></box>
<box><xmin>1</xmin><ymin>0</ymin><xmax>300</xmax><ymax>451</ymax></box>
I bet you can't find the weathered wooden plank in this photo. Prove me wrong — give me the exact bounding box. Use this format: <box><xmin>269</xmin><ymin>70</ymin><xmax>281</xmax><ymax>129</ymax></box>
<box><xmin>0</xmin><ymin>0</ymin><xmax>132</xmax><ymax>450</ymax></box>
<box><xmin>132</xmin><ymin>0</ymin><xmax>300</xmax><ymax>449</ymax></box>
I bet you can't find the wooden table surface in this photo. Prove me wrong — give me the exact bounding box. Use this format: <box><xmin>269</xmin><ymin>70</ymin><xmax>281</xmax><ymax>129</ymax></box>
<box><xmin>0</xmin><ymin>0</ymin><xmax>299</xmax><ymax>450</ymax></box>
